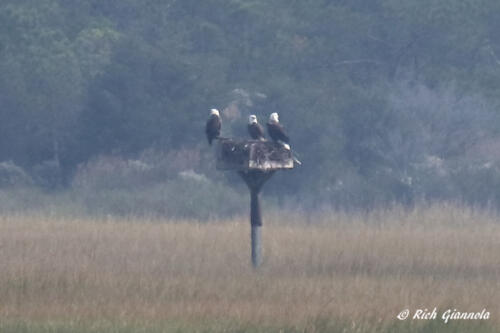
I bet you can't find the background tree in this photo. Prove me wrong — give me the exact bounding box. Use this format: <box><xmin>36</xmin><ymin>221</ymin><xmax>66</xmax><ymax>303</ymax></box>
<box><xmin>1</xmin><ymin>0</ymin><xmax>500</xmax><ymax>210</ymax></box>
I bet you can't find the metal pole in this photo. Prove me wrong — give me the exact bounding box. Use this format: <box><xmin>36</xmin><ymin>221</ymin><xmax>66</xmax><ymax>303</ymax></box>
<box><xmin>251</xmin><ymin>224</ymin><xmax>262</xmax><ymax>268</ymax></box>
<box><xmin>250</xmin><ymin>189</ymin><xmax>262</xmax><ymax>267</ymax></box>
<box><xmin>238</xmin><ymin>171</ymin><xmax>274</xmax><ymax>269</ymax></box>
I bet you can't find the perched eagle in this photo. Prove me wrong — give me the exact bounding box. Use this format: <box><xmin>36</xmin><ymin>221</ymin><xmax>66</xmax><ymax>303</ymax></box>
<box><xmin>267</xmin><ymin>112</ymin><xmax>290</xmax><ymax>149</ymax></box>
<box><xmin>267</xmin><ymin>112</ymin><xmax>301</xmax><ymax>165</ymax></box>
<box><xmin>247</xmin><ymin>115</ymin><xmax>266</xmax><ymax>141</ymax></box>
<box><xmin>205</xmin><ymin>109</ymin><xmax>221</xmax><ymax>145</ymax></box>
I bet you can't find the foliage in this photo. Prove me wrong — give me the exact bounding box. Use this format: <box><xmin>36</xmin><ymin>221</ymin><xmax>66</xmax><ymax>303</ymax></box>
<box><xmin>0</xmin><ymin>161</ymin><xmax>32</xmax><ymax>187</ymax></box>
<box><xmin>1</xmin><ymin>1</ymin><xmax>500</xmax><ymax>212</ymax></box>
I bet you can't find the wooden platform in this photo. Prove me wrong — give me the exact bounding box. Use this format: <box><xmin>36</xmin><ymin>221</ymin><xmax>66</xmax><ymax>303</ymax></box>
<box><xmin>216</xmin><ymin>138</ymin><xmax>294</xmax><ymax>171</ymax></box>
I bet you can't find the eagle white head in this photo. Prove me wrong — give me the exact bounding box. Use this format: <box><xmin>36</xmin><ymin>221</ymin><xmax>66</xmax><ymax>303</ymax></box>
<box><xmin>248</xmin><ymin>114</ymin><xmax>258</xmax><ymax>124</ymax></box>
<box><xmin>269</xmin><ymin>112</ymin><xmax>279</xmax><ymax>123</ymax></box>
<box><xmin>210</xmin><ymin>109</ymin><xmax>220</xmax><ymax>117</ymax></box>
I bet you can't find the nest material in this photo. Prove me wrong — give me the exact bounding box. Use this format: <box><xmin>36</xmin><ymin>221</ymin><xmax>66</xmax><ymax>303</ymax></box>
<box><xmin>216</xmin><ymin>139</ymin><xmax>293</xmax><ymax>171</ymax></box>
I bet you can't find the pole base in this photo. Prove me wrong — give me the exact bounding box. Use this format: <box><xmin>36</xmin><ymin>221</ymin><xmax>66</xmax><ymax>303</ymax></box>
<box><xmin>251</xmin><ymin>225</ymin><xmax>262</xmax><ymax>268</ymax></box>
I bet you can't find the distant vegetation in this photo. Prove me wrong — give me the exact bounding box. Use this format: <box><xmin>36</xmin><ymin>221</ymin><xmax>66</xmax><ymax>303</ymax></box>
<box><xmin>1</xmin><ymin>1</ymin><xmax>500</xmax><ymax>215</ymax></box>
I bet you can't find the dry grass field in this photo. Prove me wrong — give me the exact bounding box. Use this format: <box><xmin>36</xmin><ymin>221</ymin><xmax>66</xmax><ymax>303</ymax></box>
<box><xmin>0</xmin><ymin>204</ymin><xmax>499</xmax><ymax>332</ymax></box>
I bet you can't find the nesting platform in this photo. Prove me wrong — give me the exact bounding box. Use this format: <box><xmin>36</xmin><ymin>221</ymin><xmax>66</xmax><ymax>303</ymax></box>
<box><xmin>214</xmin><ymin>137</ymin><xmax>295</xmax><ymax>268</ymax></box>
<box><xmin>216</xmin><ymin>138</ymin><xmax>294</xmax><ymax>171</ymax></box>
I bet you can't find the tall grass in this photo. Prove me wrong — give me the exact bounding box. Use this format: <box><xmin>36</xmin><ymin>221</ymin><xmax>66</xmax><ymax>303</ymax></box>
<box><xmin>0</xmin><ymin>204</ymin><xmax>498</xmax><ymax>332</ymax></box>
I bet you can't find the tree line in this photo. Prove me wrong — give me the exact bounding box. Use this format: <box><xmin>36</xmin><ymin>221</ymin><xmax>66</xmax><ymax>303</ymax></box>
<box><xmin>1</xmin><ymin>0</ymin><xmax>500</xmax><ymax>210</ymax></box>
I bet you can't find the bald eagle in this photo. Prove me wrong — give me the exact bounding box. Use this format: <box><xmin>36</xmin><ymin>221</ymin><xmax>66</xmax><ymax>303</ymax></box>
<box><xmin>205</xmin><ymin>109</ymin><xmax>221</xmax><ymax>145</ymax></box>
<box><xmin>267</xmin><ymin>112</ymin><xmax>301</xmax><ymax>165</ymax></box>
<box><xmin>248</xmin><ymin>115</ymin><xmax>266</xmax><ymax>141</ymax></box>
<box><xmin>267</xmin><ymin>112</ymin><xmax>290</xmax><ymax>148</ymax></box>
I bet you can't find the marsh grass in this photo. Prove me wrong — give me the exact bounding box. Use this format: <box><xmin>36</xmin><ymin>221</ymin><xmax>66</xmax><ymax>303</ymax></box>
<box><xmin>0</xmin><ymin>204</ymin><xmax>499</xmax><ymax>332</ymax></box>
<box><xmin>0</xmin><ymin>320</ymin><xmax>497</xmax><ymax>333</ymax></box>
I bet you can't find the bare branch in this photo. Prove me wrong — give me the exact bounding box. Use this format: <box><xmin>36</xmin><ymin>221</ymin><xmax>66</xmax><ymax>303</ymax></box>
<box><xmin>367</xmin><ymin>34</ymin><xmax>393</xmax><ymax>47</ymax></box>
<box><xmin>332</xmin><ymin>59</ymin><xmax>385</xmax><ymax>66</ymax></box>
<box><xmin>486</xmin><ymin>44</ymin><xmax>500</xmax><ymax>66</ymax></box>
